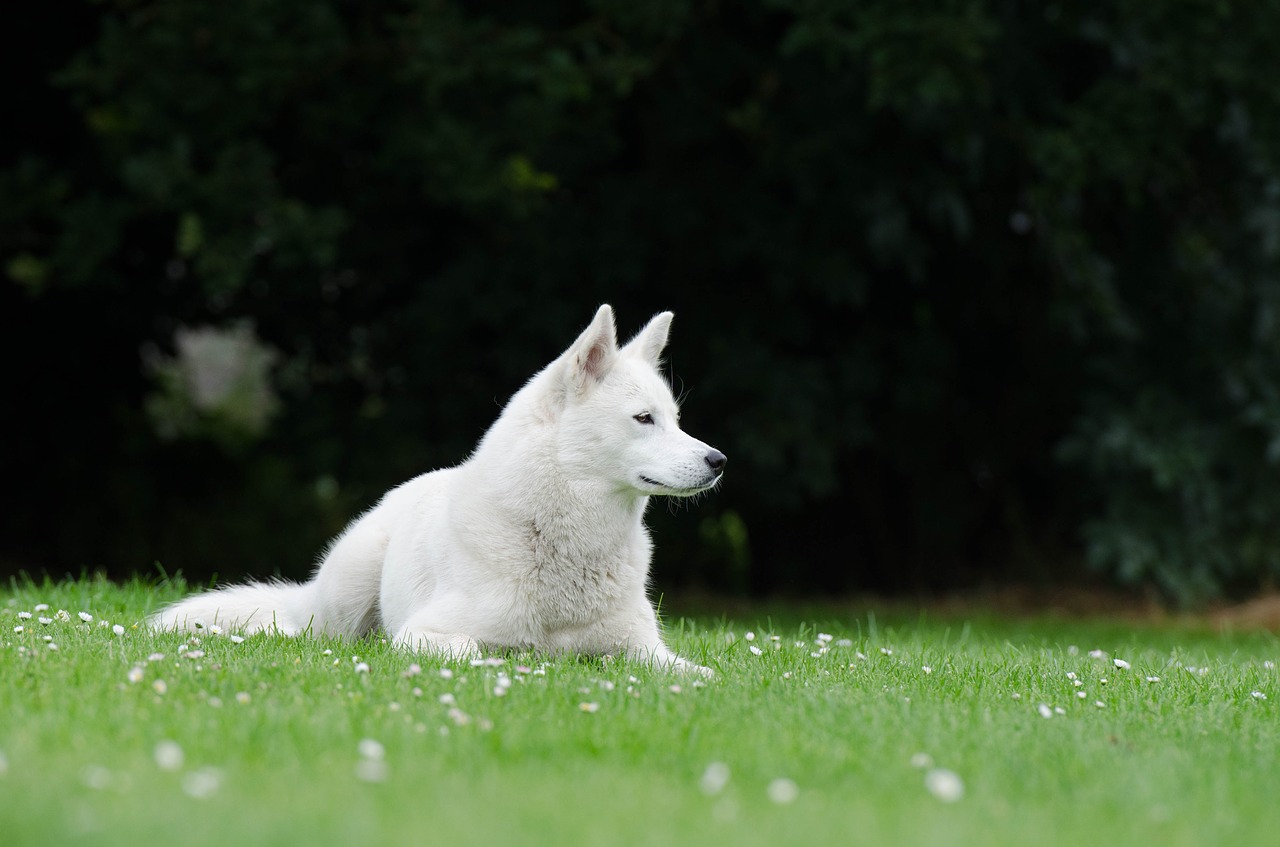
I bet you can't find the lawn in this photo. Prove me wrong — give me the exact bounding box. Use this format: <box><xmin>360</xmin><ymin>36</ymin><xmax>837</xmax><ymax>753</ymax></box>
<box><xmin>1</xmin><ymin>576</ymin><xmax>1277</xmax><ymax>846</ymax></box>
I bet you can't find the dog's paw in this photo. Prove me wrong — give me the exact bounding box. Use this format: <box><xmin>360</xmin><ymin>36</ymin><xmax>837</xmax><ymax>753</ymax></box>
<box><xmin>673</xmin><ymin>656</ymin><xmax>715</xmax><ymax>678</ymax></box>
<box><xmin>396</xmin><ymin>629</ymin><xmax>482</xmax><ymax>659</ymax></box>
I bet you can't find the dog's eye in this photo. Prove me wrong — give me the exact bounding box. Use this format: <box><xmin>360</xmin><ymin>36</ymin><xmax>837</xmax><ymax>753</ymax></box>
<box><xmin>633</xmin><ymin>412</ymin><xmax>654</xmax><ymax>425</ymax></box>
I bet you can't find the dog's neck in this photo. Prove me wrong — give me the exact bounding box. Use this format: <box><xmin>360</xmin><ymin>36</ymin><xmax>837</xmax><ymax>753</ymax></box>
<box><xmin>466</xmin><ymin>439</ymin><xmax>648</xmax><ymax>556</ymax></box>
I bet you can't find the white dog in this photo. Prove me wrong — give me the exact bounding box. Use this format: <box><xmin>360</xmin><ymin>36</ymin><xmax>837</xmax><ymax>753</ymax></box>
<box><xmin>152</xmin><ymin>305</ymin><xmax>726</xmax><ymax>673</ymax></box>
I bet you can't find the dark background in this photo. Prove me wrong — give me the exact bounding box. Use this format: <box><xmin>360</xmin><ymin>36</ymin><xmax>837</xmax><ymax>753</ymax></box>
<box><xmin>6</xmin><ymin>1</ymin><xmax>1280</xmax><ymax>605</ymax></box>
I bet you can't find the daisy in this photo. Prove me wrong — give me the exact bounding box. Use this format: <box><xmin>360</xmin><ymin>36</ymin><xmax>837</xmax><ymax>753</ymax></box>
<box><xmin>700</xmin><ymin>762</ymin><xmax>731</xmax><ymax>795</ymax></box>
<box><xmin>924</xmin><ymin>769</ymin><xmax>964</xmax><ymax>802</ymax></box>
<box><xmin>767</xmin><ymin>778</ymin><xmax>799</xmax><ymax>804</ymax></box>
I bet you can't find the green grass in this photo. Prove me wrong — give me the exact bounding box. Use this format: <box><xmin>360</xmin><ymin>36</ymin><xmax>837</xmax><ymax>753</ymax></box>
<box><xmin>2</xmin><ymin>576</ymin><xmax>1278</xmax><ymax>846</ymax></box>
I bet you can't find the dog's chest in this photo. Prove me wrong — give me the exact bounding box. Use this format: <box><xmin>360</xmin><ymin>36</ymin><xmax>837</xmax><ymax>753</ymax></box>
<box><xmin>518</xmin><ymin>519</ymin><xmax>637</xmax><ymax>628</ymax></box>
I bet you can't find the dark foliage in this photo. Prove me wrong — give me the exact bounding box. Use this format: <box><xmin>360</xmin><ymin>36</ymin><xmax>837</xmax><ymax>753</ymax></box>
<box><xmin>6</xmin><ymin>0</ymin><xmax>1280</xmax><ymax>603</ymax></box>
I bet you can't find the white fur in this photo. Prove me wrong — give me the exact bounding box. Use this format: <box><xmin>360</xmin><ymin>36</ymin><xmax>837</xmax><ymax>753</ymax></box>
<box><xmin>150</xmin><ymin>305</ymin><xmax>726</xmax><ymax>674</ymax></box>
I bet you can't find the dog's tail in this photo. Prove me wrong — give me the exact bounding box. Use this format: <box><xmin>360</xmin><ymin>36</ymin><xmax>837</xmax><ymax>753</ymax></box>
<box><xmin>149</xmin><ymin>580</ymin><xmax>317</xmax><ymax>636</ymax></box>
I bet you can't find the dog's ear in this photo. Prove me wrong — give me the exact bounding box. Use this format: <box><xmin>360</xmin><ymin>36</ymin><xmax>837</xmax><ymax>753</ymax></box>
<box><xmin>563</xmin><ymin>304</ymin><xmax>618</xmax><ymax>395</ymax></box>
<box><xmin>623</xmin><ymin>311</ymin><xmax>673</xmax><ymax>367</ymax></box>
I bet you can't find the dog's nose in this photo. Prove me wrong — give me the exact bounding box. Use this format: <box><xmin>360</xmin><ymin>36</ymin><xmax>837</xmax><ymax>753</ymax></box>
<box><xmin>705</xmin><ymin>449</ymin><xmax>727</xmax><ymax>473</ymax></box>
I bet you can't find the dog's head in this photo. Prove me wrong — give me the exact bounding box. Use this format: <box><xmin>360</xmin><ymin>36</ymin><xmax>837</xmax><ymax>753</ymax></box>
<box><xmin>553</xmin><ymin>305</ymin><xmax>726</xmax><ymax>497</ymax></box>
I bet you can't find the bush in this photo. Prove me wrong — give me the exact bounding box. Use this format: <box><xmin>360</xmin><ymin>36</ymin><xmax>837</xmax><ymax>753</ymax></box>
<box><xmin>6</xmin><ymin>1</ymin><xmax>1280</xmax><ymax>602</ymax></box>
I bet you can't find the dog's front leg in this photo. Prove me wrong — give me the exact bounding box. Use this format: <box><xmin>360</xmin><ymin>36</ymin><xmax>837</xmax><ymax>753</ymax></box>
<box><xmin>622</xmin><ymin>608</ymin><xmax>714</xmax><ymax>677</ymax></box>
<box><xmin>393</xmin><ymin>625</ymin><xmax>482</xmax><ymax>660</ymax></box>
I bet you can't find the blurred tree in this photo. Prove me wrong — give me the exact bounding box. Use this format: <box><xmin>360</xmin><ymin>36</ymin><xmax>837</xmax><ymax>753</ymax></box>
<box><xmin>4</xmin><ymin>0</ymin><xmax>1280</xmax><ymax>604</ymax></box>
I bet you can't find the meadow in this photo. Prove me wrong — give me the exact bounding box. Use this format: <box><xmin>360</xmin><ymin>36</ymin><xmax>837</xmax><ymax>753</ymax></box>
<box><xmin>1</xmin><ymin>576</ymin><xmax>1276</xmax><ymax>846</ymax></box>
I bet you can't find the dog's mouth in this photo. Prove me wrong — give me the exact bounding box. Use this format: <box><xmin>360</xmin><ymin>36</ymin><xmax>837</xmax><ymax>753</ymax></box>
<box><xmin>638</xmin><ymin>473</ymin><xmax>722</xmax><ymax>496</ymax></box>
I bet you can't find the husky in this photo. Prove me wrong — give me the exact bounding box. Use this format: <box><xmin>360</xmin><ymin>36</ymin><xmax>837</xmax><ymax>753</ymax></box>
<box><xmin>151</xmin><ymin>305</ymin><xmax>726</xmax><ymax>674</ymax></box>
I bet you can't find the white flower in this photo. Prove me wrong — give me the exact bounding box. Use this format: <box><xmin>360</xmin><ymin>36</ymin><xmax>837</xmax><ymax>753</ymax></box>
<box><xmin>880</xmin><ymin>647</ymin><xmax>893</xmax><ymax>656</ymax></box>
<box><xmin>403</xmin><ymin>663</ymin><xmax>422</xmax><ymax>678</ymax></box>
<box><xmin>579</xmin><ymin>702</ymin><xmax>600</xmax><ymax>713</ymax></box>
<box><xmin>1066</xmin><ymin>672</ymin><xmax>1077</xmax><ymax>680</ymax></box>
<box><xmin>229</xmin><ymin>635</ymin><xmax>245</xmax><ymax>644</ymax></box>
<box><xmin>835</xmin><ymin>639</ymin><xmax>854</xmax><ymax>648</ymax></box>
<box><xmin>55</xmin><ymin>609</ymin><xmax>71</xmax><ymax>622</ymax></box>
<box><xmin>82</xmin><ymin>765</ymin><xmax>112</xmax><ymax>790</ymax></box>
<box><xmin>1037</xmin><ymin>703</ymin><xmax>1053</xmax><ymax>719</ymax></box>
<box><xmin>112</xmin><ymin>624</ymin><xmax>125</xmax><ymax>636</ymax></box>
<box><xmin>1263</xmin><ymin>660</ymin><xmax>1275</xmax><ymax>670</ymax></box>
<box><xmin>767</xmin><ymin>778</ymin><xmax>799</xmax><ymax>804</ymax></box>
<box><xmin>12</xmin><ymin>626</ymin><xmax>22</xmax><ymax>634</ymax></box>
<box><xmin>744</xmin><ymin>631</ymin><xmax>755</xmax><ymax>641</ymax></box>
<box><xmin>1251</xmin><ymin>691</ymin><xmax>1267</xmax><ymax>700</ymax></box>
<box><xmin>47</xmin><ymin>643</ymin><xmax>59</xmax><ymax>651</ymax></box>
<box><xmin>17</xmin><ymin>611</ymin><xmax>31</xmax><ymax>620</ymax></box>
<box><xmin>1088</xmin><ymin>649</ymin><xmax>1106</xmax><ymax>659</ymax></box>
<box><xmin>154</xmin><ymin>740</ymin><xmax>184</xmax><ymax>771</ymax></box>
<box><xmin>924</xmin><ymin>769</ymin><xmax>964</xmax><ymax>802</ymax></box>
<box><xmin>358</xmin><ymin>739</ymin><xmax>385</xmax><ymax>760</ymax></box>
<box><xmin>208</xmin><ymin>625</ymin><xmax>223</xmax><ymax>636</ymax></box>
<box><xmin>78</xmin><ymin>612</ymin><xmax>93</xmax><ymax>623</ymax></box>
<box><xmin>1113</xmin><ymin>658</ymin><xmax>1131</xmax><ymax>670</ymax></box>
<box><xmin>235</xmin><ymin>692</ymin><xmax>251</xmax><ymax>704</ymax></box>
<box><xmin>1146</xmin><ymin>676</ymin><xmax>1160</xmax><ymax>683</ymax></box>
<box><xmin>700</xmin><ymin>762</ymin><xmax>731</xmax><ymax>795</ymax></box>
<box><xmin>147</xmin><ymin>653</ymin><xmax>165</xmax><ymax>662</ymax></box>
<box><xmin>910</xmin><ymin>753</ymin><xmax>934</xmax><ymax>769</ymax></box>
<box><xmin>669</xmin><ymin>685</ymin><xmax>683</xmax><ymax>694</ymax></box>
<box><xmin>152</xmin><ymin>679</ymin><xmax>168</xmax><ymax>695</ymax></box>
<box><xmin>354</xmin><ymin>662</ymin><xmax>370</xmax><ymax>674</ymax></box>
<box><xmin>1094</xmin><ymin>700</ymin><xmax>1105</xmax><ymax>708</ymax></box>
<box><xmin>439</xmin><ymin>668</ymin><xmax>454</xmax><ymax>679</ymax></box>
<box><xmin>34</xmin><ymin>604</ymin><xmax>49</xmax><ymax>612</ymax></box>
<box><xmin>749</xmin><ymin>645</ymin><xmax>763</xmax><ymax>656</ymax></box>
<box><xmin>922</xmin><ymin>666</ymin><xmax>933</xmax><ymax>674</ymax></box>
<box><xmin>183</xmin><ymin>767</ymin><xmax>223</xmax><ymax>798</ymax></box>
<box><xmin>438</xmin><ymin>693</ymin><xmax>456</xmax><ymax>706</ymax></box>
<box><xmin>127</xmin><ymin>666</ymin><xmax>145</xmax><ymax>684</ymax></box>
<box><xmin>1054</xmin><ymin>706</ymin><xmax>1066</xmax><ymax>715</ymax></box>
<box><xmin>1076</xmin><ymin>691</ymin><xmax>1087</xmax><ymax>699</ymax></box>
<box><xmin>355</xmin><ymin>759</ymin><xmax>388</xmax><ymax>783</ymax></box>
<box><xmin>38</xmin><ymin>617</ymin><xmax>52</xmax><ymax>626</ymax></box>
<box><xmin>816</xmin><ymin>633</ymin><xmax>834</xmax><ymax>644</ymax></box>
